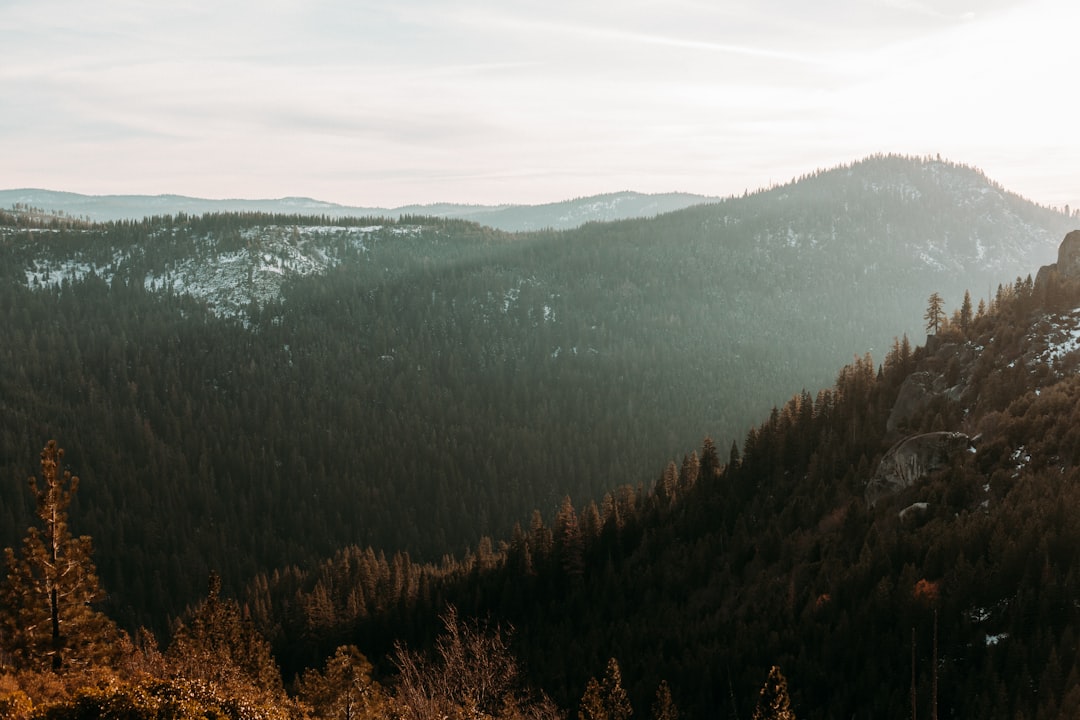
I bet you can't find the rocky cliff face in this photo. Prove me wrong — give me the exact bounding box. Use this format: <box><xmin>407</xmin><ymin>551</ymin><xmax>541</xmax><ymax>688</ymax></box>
<box><xmin>1056</xmin><ymin>230</ymin><xmax>1080</xmax><ymax>275</ymax></box>
<box><xmin>1035</xmin><ymin>229</ymin><xmax>1080</xmax><ymax>295</ymax></box>
<box><xmin>884</xmin><ymin>341</ymin><xmax>978</xmax><ymax>437</ymax></box>
<box><xmin>865</xmin><ymin>431</ymin><xmax>975</xmax><ymax>506</ymax></box>
<box><xmin>869</xmin><ymin>230</ymin><xmax>1080</xmax><ymax>508</ymax></box>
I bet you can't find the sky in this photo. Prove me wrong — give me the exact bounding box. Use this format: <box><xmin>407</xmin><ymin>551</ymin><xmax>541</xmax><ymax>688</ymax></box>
<box><xmin>1</xmin><ymin>0</ymin><xmax>1077</xmax><ymax>209</ymax></box>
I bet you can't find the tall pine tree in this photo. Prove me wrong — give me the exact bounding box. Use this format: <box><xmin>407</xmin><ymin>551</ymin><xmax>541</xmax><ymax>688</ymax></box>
<box><xmin>0</xmin><ymin>440</ymin><xmax>119</xmax><ymax>672</ymax></box>
<box><xmin>924</xmin><ymin>292</ymin><xmax>945</xmax><ymax>335</ymax></box>
<box><xmin>752</xmin><ymin>666</ymin><xmax>796</xmax><ymax>720</ymax></box>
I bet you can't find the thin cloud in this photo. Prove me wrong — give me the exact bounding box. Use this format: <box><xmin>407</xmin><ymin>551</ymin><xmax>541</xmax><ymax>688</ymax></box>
<box><xmin>0</xmin><ymin>0</ymin><xmax>1075</xmax><ymax>208</ymax></box>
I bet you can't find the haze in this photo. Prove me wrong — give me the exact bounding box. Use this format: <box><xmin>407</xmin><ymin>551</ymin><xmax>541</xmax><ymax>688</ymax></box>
<box><xmin>1</xmin><ymin>0</ymin><xmax>1076</xmax><ymax>209</ymax></box>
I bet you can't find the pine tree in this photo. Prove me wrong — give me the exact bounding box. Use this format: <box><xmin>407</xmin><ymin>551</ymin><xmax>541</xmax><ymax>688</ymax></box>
<box><xmin>580</xmin><ymin>677</ymin><xmax>608</xmax><ymax>720</ymax></box>
<box><xmin>0</xmin><ymin>440</ymin><xmax>119</xmax><ymax>672</ymax></box>
<box><xmin>166</xmin><ymin>572</ymin><xmax>285</xmax><ymax>698</ymax></box>
<box><xmin>751</xmin><ymin>665</ymin><xmax>796</xmax><ymax>720</ymax></box>
<box><xmin>555</xmin><ymin>496</ymin><xmax>586</xmax><ymax>577</ymax></box>
<box><xmin>924</xmin><ymin>293</ymin><xmax>945</xmax><ymax>335</ymax></box>
<box><xmin>602</xmin><ymin>658</ymin><xmax>633</xmax><ymax>720</ymax></box>
<box><xmin>296</xmin><ymin>645</ymin><xmax>386</xmax><ymax>720</ymax></box>
<box><xmin>699</xmin><ymin>437</ymin><xmax>722</xmax><ymax>482</ymax></box>
<box><xmin>677</xmin><ymin>452</ymin><xmax>699</xmax><ymax>491</ymax></box>
<box><xmin>656</xmin><ymin>461</ymin><xmax>679</xmax><ymax>505</ymax></box>
<box><xmin>580</xmin><ymin>658</ymin><xmax>633</xmax><ymax>720</ymax></box>
<box><xmin>728</xmin><ymin>440</ymin><xmax>741</xmax><ymax>469</ymax></box>
<box><xmin>959</xmin><ymin>290</ymin><xmax>973</xmax><ymax>335</ymax></box>
<box><xmin>651</xmin><ymin>680</ymin><xmax>678</xmax><ymax>720</ymax></box>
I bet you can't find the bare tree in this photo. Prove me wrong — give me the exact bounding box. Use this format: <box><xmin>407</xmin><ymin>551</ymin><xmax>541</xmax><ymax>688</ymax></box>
<box><xmin>393</xmin><ymin>606</ymin><xmax>563</xmax><ymax>720</ymax></box>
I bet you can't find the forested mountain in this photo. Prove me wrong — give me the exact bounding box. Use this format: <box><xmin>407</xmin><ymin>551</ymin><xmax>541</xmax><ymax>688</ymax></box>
<box><xmin>7</xmin><ymin>231</ymin><xmax>1080</xmax><ymax>719</ymax></box>
<box><xmin>0</xmin><ymin>154</ymin><xmax>1073</xmax><ymax>642</ymax></box>
<box><xmin>0</xmin><ymin>188</ymin><xmax>719</xmax><ymax>231</ymax></box>
<box><xmin>238</xmin><ymin>235</ymin><xmax>1080</xmax><ymax>719</ymax></box>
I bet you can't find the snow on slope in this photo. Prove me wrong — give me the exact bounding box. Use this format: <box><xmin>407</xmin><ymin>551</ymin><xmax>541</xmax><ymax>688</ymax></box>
<box><xmin>18</xmin><ymin>224</ymin><xmax>420</xmax><ymax>321</ymax></box>
<box><xmin>1034</xmin><ymin>307</ymin><xmax>1080</xmax><ymax>368</ymax></box>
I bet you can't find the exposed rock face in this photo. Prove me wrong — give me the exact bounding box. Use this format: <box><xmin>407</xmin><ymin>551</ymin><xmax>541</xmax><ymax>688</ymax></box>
<box><xmin>1035</xmin><ymin>230</ymin><xmax>1080</xmax><ymax>295</ymax></box>
<box><xmin>865</xmin><ymin>431</ymin><xmax>974</xmax><ymax>506</ymax></box>
<box><xmin>887</xmin><ymin>372</ymin><xmax>946</xmax><ymax>435</ymax></box>
<box><xmin>1056</xmin><ymin>230</ymin><xmax>1080</xmax><ymax>276</ymax></box>
<box><xmin>898</xmin><ymin>502</ymin><xmax>930</xmax><ymax>522</ymax></box>
<box><xmin>886</xmin><ymin>343</ymin><xmax>975</xmax><ymax>437</ymax></box>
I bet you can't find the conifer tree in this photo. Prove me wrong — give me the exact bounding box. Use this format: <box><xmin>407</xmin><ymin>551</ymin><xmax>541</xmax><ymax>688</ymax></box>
<box><xmin>677</xmin><ymin>452</ymin><xmax>699</xmax><ymax>491</ymax></box>
<box><xmin>959</xmin><ymin>290</ymin><xmax>973</xmax><ymax>335</ymax></box>
<box><xmin>699</xmin><ymin>437</ymin><xmax>722</xmax><ymax>482</ymax></box>
<box><xmin>580</xmin><ymin>677</ymin><xmax>607</xmax><ymax>720</ymax></box>
<box><xmin>580</xmin><ymin>658</ymin><xmax>632</xmax><ymax>720</ymax></box>
<box><xmin>555</xmin><ymin>496</ymin><xmax>586</xmax><ymax>577</ymax></box>
<box><xmin>924</xmin><ymin>292</ymin><xmax>945</xmax><ymax>335</ymax></box>
<box><xmin>751</xmin><ymin>666</ymin><xmax>796</xmax><ymax>720</ymax></box>
<box><xmin>728</xmin><ymin>440</ymin><xmax>741</xmax><ymax>469</ymax></box>
<box><xmin>166</xmin><ymin>572</ymin><xmax>285</xmax><ymax>698</ymax></box>
<box><xmin>602</xmin><ymin>658</ymin><xmax>632</xmax><ymax>720</ymax></box>
<box><xmin>296</xmin><ymin>645</ymin><xmax>386</xmax><ymax>720</ymax></box>
<box><xmin>0</xmin><ymin>440</ymin><xmax>119</xmax><ymax>672</ymax></box>
<box><xmin>651</xmin><ymin>680</ymin><xmax>678</xmax><ymax>720</ymax></box>
<box><xmin>656</xmin><ymin>461</ymin><xmax>678</xmax><ymax>505</ymax></box>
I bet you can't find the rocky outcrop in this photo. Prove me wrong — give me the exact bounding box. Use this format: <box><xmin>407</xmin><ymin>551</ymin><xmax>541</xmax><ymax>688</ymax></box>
<box><xmin>1056</xmin><ymin>230</ymin><xmax>1080</xmax><ymax>276</ymax></box>
<box><xmin>898</xmin><ymin>502</ymin><xmax>930</xmax><ymax>522</ymax></box>
<box><xmin>886</xmin><ymin>342</ymin><xmax>976</xmax><ymax>437</ymax></box>
<box><xmin>887</xmin><ymin>372</ymin><xmax>947</xmax><ymax>435</ymax></box>
<box><xmin>865</xmin><ymin>431</ymin><xmax>974</xmax><ymax>506</ymax></box>
<box><xmin>1034</xmin><ymin>230</ymin><xmax>1080</xmax><ymax>296</ymax></box>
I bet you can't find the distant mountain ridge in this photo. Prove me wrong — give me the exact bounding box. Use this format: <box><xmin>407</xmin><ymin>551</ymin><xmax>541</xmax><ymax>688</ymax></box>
<box><xmin>0</xmin><ymin>188</ymin><xmax>720</xmax><ymax>231</ymax></box>
<box><xmin>10</xmin><ymin>156</ymin><xmax>1070</xmax><ymax>331</ymax></box>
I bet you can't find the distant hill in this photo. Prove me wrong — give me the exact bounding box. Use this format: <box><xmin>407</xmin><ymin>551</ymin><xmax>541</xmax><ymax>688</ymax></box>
<box><xmin>0</xmin><ymin>154</ymin><xmax>1075</xmax><ymax>640</ymax></box>
<box><xmin>0</xmin><ymin>188</ymin><xmax>720</xmax><ymax>231</ymax></box>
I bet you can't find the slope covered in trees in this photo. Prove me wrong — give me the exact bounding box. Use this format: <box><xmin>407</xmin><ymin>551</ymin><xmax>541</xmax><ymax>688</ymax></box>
<box><xmin>8</xmin><ymin>256</ymin><xmax>1080</xmax><ymax>718</ymax></box>
<box><xmin>242</xmin><ymin>266</ymin><xmax>1080</xmax><ymax>719</ymax></box>
<box><xmin>6</xmin><ymin>232</ymin><xmax>1080</xmax><ymax>717</ymax></box>
<box><xmin>0</xmin><ymin>155</ymin><xmax>1073</xmax><ymax>638</ymax></box>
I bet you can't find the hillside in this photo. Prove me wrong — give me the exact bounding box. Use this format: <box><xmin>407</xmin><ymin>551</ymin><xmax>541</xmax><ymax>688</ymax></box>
<box><xmin>244</xmin><ymin>234</ymin><xmax>1080</xmax><ymax>719</ymax></box>
<box><xmin>0</xmin><ymin>155</ymin><xmax>1074</xmax><ymax>637</ymax></box>
<box><xmin>6</xmin><ymin>232</ymin><xmax>1080</xmax><ymax>719</ymax></box>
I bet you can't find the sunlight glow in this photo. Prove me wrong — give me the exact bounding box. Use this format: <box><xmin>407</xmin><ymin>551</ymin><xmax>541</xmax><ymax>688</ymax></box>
<box><xmin>0</xmin><ymin>0</ymin><xmax>1075</xmax><ymax>208</ymax></box>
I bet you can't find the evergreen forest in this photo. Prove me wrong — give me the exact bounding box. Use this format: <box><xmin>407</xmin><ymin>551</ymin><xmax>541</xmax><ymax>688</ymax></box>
<box><xmin>2</xmin><ymin>155</ymin><xmax>1080</xmax><ymax>718</ymax></box>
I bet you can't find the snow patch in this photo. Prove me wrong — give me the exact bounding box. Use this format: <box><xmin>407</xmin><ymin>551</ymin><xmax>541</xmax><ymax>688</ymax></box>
<box><xmin>1041</xmin><ymin>325</ymin><xmax>1080</xmax><ymax>366</ymax></box>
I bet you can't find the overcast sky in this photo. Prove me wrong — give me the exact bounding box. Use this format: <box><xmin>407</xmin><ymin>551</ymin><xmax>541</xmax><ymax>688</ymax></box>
<box><xmin>2</xmin><ymin>0</ymin><xmax>1076</xmax><ymax>208</ymax></box>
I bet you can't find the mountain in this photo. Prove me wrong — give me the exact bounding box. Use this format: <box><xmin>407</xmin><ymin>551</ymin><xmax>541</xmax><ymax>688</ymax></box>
<box><xmin>18</xmin><ymin>227</ymin><xmax>1078</xmax><ymax>720</ymax></box>
<box><xmin>0</xmin><ymin>188</ymin><xmax>720</xmax><ymax>231</ymax></box>
<box><xmin>398</xmin><ymin>191</ymin><xmax>722</xmax><ymax>231</ymax></box>
<box><xmin>0</xmin><ymin>155</ymin><xmax>1074</xmax><ymax>636</ymax></box>
<box><xmin>3</xmin><ymin>156</ymin><xmax>1080</xmax><ymax>719</ymax></box>
<box><xmin>245</xmin><ymin>231</ymin><xmax>1080</xmax><ymax>720</ymax></box>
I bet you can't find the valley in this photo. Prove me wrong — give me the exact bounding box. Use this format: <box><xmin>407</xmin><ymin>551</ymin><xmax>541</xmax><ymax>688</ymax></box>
<box><xmin>1</xmin><ymin>155</ymin><xmax>1079</xmax><ymax>719</ymax></box>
